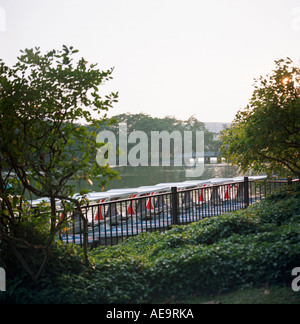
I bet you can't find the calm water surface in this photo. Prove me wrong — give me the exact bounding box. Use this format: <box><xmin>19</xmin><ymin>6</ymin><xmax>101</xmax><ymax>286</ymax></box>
<box><xmin>78</xmin><ymin>164</ymin><xmax>245</xmax><ymax>193</ymax></box>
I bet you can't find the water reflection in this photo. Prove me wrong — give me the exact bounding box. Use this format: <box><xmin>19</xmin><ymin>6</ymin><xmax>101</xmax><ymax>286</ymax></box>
<box><xmin>86</xmin><ymin>164</ymin><xmax>244</xmax><ymax>192</ymax></box>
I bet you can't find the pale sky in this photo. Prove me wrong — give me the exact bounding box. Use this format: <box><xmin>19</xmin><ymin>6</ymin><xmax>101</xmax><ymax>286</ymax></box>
<box><xmin>0</xmin><ymin>0</ymin><xmax>299</xmax><ymax>122</ymax></box>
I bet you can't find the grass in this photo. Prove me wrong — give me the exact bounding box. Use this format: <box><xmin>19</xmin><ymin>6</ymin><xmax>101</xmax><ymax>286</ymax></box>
<box><xmin>159</xmin><ymin>285</ymin><xmax>300</xmax><ymax>304</ymax></box>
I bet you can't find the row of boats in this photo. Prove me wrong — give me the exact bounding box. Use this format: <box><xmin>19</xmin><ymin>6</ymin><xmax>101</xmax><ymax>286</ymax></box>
<box><xmin>31</xmin><ymin>176</ymin><xmax>267</xmax><ymax>207</ymax></box>
<box><xmin>31</xmin><ymin>176</ymin><xmax>267</xmax><ymax>234</ymax></box>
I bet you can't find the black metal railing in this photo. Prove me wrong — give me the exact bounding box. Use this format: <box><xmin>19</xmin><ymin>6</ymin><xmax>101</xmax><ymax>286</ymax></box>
<box><xmin>59</xmin><ymin>177</ymin><xmax>299</xmax><ymax>248</ymax></box>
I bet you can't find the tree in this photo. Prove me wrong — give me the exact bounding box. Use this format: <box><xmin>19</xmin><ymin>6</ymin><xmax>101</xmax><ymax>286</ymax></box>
<box><xmin>221</xmin><ymin>58</ymin><xmax>300</xmax><ymax>179</ymax></box>
<box><xmin>0</xmin><ymin>46</ymin><xmax>119</xmax><ymax>280</ymax></box>
<box><xmin>99</xmin><ymin>113</ymin><xmax>219</xmax><ymax>164</ymax></box>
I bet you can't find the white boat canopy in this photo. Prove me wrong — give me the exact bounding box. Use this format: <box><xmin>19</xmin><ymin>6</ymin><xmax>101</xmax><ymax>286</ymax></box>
<box><xmin>73</xmin><ymin>190</ymin><xmax>137</xmax><ymax>203</ymax></box>
<box><xmin>182</xmin><ymin>180</ymin><xmax>211</xmax><ymax>187</ymax></box>
<box><xmin>53</xmin><ymin>175</ymin><xmax>269</xmax><ymax>206</ymax></box>
<box><xmin>155</xmin><ymin>182</ymin><xmax>198</xmax><ymax>190</ymax></box>
<box><xmin>249</xmin><ymin>175</ymin><xmax>267</xmax><ymax>181</ymax></box>
<box><xmin>137</xmin><ymin>186</ymin><xmax>170</xmax><ymax>194</ymax></box>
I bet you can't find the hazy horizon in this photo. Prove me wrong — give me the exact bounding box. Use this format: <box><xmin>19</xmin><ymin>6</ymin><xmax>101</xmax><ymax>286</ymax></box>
<box><xmin>0</xmin><ymin>0</ymin><xmax>299</xmax><ymax>123</ymax></box>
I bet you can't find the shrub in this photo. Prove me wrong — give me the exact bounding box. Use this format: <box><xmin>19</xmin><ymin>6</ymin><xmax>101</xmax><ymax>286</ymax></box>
<box><xmin>1</xmin><ymin>185</ymin><xmax>300</xmax><ymax>303</ymax></box>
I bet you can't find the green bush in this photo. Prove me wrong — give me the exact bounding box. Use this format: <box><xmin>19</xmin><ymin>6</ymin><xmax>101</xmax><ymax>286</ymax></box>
<box><xmin>148</xmin><ymin>223</ymin><xmax>300</xmax><ymax>298</ymax></box>
<box><xmin>1</xmin><ymin>185</ymin><xmax>300</xmax><ymax>304</ymax></box>
<box><xmin>0</xmin><ymin>242</ymin><xmax>86</xmax><ymax>304</ymax></box>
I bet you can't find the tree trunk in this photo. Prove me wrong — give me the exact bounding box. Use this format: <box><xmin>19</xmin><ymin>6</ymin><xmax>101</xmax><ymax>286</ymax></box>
<box><xmin>76</xmin><ymin>203</ymin><xmax>89</xmax><ymax>267</ymax></box>
<box><xmin>50</xmin><ymin>195</ymin><xmax>57</xmax><ymax>234</ymax></box>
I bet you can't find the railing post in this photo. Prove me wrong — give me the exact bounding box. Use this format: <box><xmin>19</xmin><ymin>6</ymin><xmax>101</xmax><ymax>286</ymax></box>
<box><xmin>244</xmin><ymin>177</ymin><xmax>249</xmax><ymax>208</ymax></box>
<box><xmin>171</xmin><ymin>187</ymin><xmax>178</xmax><ymax>225</ymax></box>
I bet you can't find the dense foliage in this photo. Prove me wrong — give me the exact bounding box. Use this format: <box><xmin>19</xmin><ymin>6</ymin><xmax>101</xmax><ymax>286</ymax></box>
<box><xmin>1</xmin><ymin>184</ymin><xmax>299</xmax><ymax>304</ymax></box>
<box><xmin>0</xmin><ymin>46</ymin><xmax>119</xmax><ymax>279</ymax></box>
<box><xmin>221</xmin><ymin>58</ymin><xmax>300</xmax><ymax>179</ymax></box>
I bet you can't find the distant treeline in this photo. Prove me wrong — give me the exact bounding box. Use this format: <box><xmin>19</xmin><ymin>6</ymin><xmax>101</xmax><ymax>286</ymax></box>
<box><xmin>92</xmin><ymin>113</ymin><xmax>223</xmax><ymax>164</ymax></box>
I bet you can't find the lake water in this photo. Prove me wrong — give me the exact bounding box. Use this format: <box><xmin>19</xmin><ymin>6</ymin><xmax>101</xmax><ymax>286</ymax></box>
<box><xmin>82</xmin><ymin>164</ymin><xmax>244</xmax><ymax>192</ymax></box>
